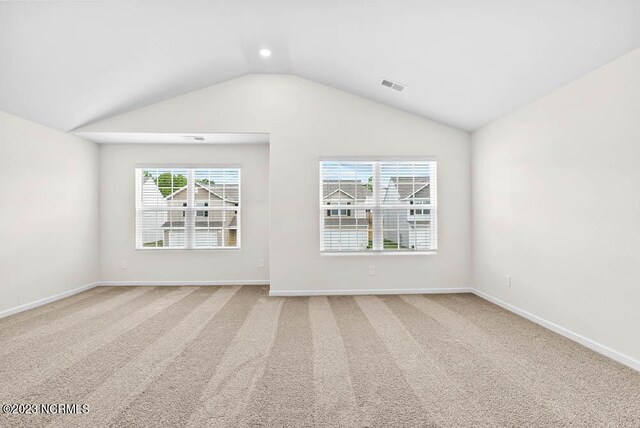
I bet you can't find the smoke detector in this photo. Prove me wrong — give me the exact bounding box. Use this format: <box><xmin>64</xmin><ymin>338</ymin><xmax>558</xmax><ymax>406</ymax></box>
<box><xmin>380</xmin><ymin>78</ymin><xmax>406</xmax><ymax>92</ymax></box>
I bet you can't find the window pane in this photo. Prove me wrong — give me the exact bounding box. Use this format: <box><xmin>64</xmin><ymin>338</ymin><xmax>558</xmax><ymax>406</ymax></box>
<box><xmin>320</xmin><ymin>161</ymin><xmax>373</xmax><ymax>252</ymax></box>
<box><xmin>158</xmin><ymin>213</ymin><xmax>186</xmax><ymax>248</ymax></box>
<box><xmin>138</xmin><ymin>210</ymin><xmax>188</xmax><ymax>248</ymax></box>
<box><xmin>322</xmin><ymin>213</ymin><xmax>370</xmax><ymax>251</ymax></box>
<box><xmin>140</xmin><ymin>168</ymin><xmax>187</xmax><ymax>207</ymax></box>
<box><xmin>207</xmin><ymin>168</ymin><xmax>240</xmax><ymax>204</ymax></box>
<box><xmin>140</xmin><ymin>210</ymin><xmax>166</xmax><ymax>248</ymax></box>
<box><xmin>380</xmin><ymin>161</ymin><xmax>431</xmax><ymax>206</ymax></box>
<box><xmin>193</xmin><ymin>209</ymin><xmax>238</xmax><ymax>248</ymax></box>
<box><xmin>322</xmin><ymin>225</ymin><xmax>370</xmax><ymax>251</ymax></box>
<box><xmin>382</xmin><ymin>208</ymin><xmax>433</xmax><ymax>250</ymax></box>
<box><xmin>321</xmin><ymin>161</ymin><xmax>373</xmax><ymax>206</ymax></box>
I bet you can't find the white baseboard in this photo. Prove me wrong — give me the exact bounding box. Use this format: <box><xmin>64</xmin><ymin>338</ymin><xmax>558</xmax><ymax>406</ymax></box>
<box><xmin>472</xmin><ymin>289</ymin><xmax>639</xmax><ymax>372</ymax></box>
<box><xmin>98</xmin><ymin>280</ymin><xmax>270</xmax><ymax>286</ymax></box>
<box><xmin>269</xmin><ymin>287</ymin><xmax>473</xmax><ymax>297</ymax></box>
<box><xmin>0</xmin><ymin>282</ymin><xmax>99</xmax><ymax>319</ymax></box>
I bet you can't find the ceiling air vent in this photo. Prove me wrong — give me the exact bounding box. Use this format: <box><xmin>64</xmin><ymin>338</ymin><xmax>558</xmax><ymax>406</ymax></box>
<box><xmin>380</xmin><ymin>78</ymin><xmax>406</xmax><ymax>92</ymax></box>
<box><xmin>183</xmin><ymin>135</ymin><xmax>205</xmax><ymax>142</ymax></box>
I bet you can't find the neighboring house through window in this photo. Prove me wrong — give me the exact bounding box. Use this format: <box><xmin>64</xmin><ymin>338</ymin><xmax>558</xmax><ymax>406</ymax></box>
<box><xmin>327</xmin><ymin>201</ymin><xmax>351</xmax><ymax>217</ymax></box>
<box><xmin>409</xmin><ymin>199</ymin><xmax>429</xmax><ymax>216</ymax></box>
<box><xmin>320</xmin><ymin>160</ymin><xmax>437</xmax><ymax>253</ymax></box>
<box><xmin>135</xmin><ymin>167</ymin><xmax>240</xmax><ymax>249</ymax></box>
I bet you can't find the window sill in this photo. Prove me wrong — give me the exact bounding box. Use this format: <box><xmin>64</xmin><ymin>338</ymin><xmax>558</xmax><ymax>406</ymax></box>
<box><xmin>320</xmin><ymin>250</ymin><xmax>437</xmax><ymax>256</ymax></box>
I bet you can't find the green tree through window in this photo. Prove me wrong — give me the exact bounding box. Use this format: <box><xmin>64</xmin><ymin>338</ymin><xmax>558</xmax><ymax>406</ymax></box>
<box><xmin>156</xmin><ymin>173</ymin><xmax>187</xmax><ymax>197</ymax></box>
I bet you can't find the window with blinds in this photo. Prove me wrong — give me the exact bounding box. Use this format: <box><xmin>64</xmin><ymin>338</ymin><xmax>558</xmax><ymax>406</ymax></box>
<box><xmin>320</xmin><ymin>160</ymin><xmax>437</xmax><ymax>253</ymax></box>
<box><xmin>135</xmin><ymin>167</ymin><xmax>240</xmax><ymax>249</ymax></box>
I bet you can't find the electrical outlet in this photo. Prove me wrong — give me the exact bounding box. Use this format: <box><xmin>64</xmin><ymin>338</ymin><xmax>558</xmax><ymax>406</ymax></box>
<box><xmin>120</xmin><ymin>260</ymin><xmax>128</xmax><ymax>270</ymax></box>
<box><xmin>505</xmin><ymin>274</ymin><xmax>511</xmax><ymax>288</ymax></box>
<box><xmin>368</xmin><ymin>265</ymin><xmax>375</xmax><ymax>276</ymax></box>
<box><xmin>257</xmin><ymin>259</ymin><xmax>265</xmax><ymax>268</ymax></box>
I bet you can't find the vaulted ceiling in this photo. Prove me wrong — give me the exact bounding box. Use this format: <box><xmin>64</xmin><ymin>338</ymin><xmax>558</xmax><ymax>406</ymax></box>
<box><xmin>1</xmin><ymin>0</ymin><xmax>639</xmax><ymax>132</ymax></box>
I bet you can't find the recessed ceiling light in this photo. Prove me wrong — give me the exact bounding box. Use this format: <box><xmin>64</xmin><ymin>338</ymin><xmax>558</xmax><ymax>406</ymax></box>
<box><xmin>259</xmin><ymin>48</ymin><xmax>272</xmax><ymax>58</ymax></box>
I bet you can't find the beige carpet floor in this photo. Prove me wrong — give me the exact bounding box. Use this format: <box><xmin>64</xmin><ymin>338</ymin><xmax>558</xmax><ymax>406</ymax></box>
<box><xmin>0</xmin><ymin>285</ymin><xmax>638</xmax><ymax>427</ymax></box>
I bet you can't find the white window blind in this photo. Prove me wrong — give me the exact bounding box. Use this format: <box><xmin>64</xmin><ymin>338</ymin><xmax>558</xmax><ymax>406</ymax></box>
<box><xmin>135</xmin><ymin>167</ymin><xmax>240</xmax><ymax>249</ymax></box>
<box><xmin>320</xmin><ymin>160</ymin><xmax>437</xmax><ymax>253</ymax></box>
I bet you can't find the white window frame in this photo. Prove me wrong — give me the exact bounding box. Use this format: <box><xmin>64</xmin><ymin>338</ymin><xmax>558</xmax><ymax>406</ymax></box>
<box><xmin>319</xmin><ymin>158</ymin><xmax>437</xmax><ymax>255</ymax></box>
<box><xmin>135</xmin><ymin>165</ymin><xmax>241</xmax><ymax>250</ymax></box>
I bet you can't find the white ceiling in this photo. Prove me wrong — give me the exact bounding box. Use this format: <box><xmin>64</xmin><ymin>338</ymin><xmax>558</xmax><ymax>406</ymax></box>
<box><xmin>1</xmin><ymin>0</ymin><xmax>639</xmax><ymax>132</ymax></box>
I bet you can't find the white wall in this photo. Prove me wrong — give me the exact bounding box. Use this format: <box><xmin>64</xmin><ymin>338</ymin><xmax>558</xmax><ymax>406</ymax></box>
<box><xmin>77</xmin><ymin>75</ymin><xmax>471</xmax><ymax>293</ymax></box>
<box><xmin>472</xmin><ymin>47</ymin><xmax>640</xmax><ymax>363</ymax></box>
<box><xmin>99</xmin><ymin>143</ymin><xmax>270</xmax><ymax>283</ymax></box>
<box><xmin>0</xmin><ymin>111</ymin><xmax>99</xmax><ymax>314</ymax></box>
